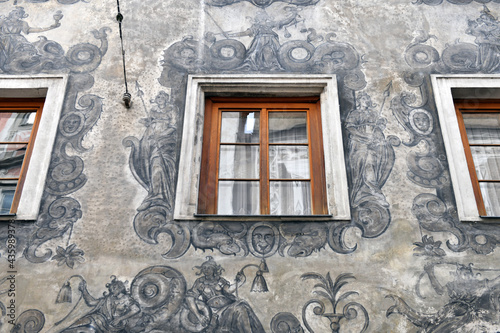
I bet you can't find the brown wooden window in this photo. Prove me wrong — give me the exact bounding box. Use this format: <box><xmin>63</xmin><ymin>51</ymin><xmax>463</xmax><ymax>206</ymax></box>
<box><xmin>198</xmin><ymin>97</ymin><xmax>328</xmax><ymax>216</ymax></box>
<box><xmin>455</xmin><ymin>100</ymin><xmax>500</xmax><ymax>216</ymax></box>
<box><xmin>0</xmin><ymin>99</ymin><xmax>44</xmax><ymax>215</ymax></box>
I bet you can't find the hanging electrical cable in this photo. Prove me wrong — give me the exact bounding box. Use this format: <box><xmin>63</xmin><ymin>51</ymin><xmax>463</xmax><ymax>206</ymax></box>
<box><xmin>116</xmin><ymin>0</ymin><xmax>131</xmax><ymax>108</ymax></box>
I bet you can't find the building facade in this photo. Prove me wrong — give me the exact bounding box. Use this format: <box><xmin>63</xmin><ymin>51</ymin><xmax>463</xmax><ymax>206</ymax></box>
<box><xmin>0</xmin><ymin>0</ymin><xmax>500</xmax><ymax>332</ymax></box>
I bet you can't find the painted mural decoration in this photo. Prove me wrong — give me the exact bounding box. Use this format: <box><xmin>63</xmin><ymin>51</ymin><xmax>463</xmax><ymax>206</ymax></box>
<box><xmin>0</xmin><ymin>7</ymin><xmax>102</xmax><ymax>74</ymax></box>
<box><xmin>205</xmin><ymin>0</ymin><xmax>319</xmax><ymax>8</ymax></box>
<box><xmin>413</xmin><ymin>235</ymin><xmax>447</xmax><ymax>257</ymax></box>
<box><xmin>10</xmin><ymin>262</ymin><xmax>370</xmax><ymax>333</ymax></box>
<box><xmin>0</xmin><ymin>7</ymin><xmax>61</xmax><ymax>72</ymax></box>
<box><xmin>124</xmin><ymin>84</ymin><xmax>180</xmax><ymax>229</ymax></box>
<box><xmin>48</xmin><ymin>258</ymin><xmax>268</xmax><ymax>333</ymax></box>
<box><xmin>1</xmin><ymin>0</ymin><xmax>500</xmax><ymax>330</ymax></box>
<box><xmin>159</xmin><ymin>5</ymin><xmax>366</xmax><ymax>90</ymax></box>
<box><xmin>9</xmin><ymin>309</ymin><xmax>45</xmax><ymax>333</ymax></box>
<box><xmin>413</xmin><ymin>0</ymin><xmax>500</xmax><ymax>6</ymax></box>
<box><xmin>0</xmin><ymin>0</ymin><xmax>88</xmax><ymax>4</ymax></box>
<box><xmin>397</xmin><ymin>5</ymin><xmax>500</xmax><ymax>256</ymax></box>
<box><xmin>127</xmin><ymin>0</ymin><xmax>401</xmax><ymax>259</ymax></box>
<box><xmin>271</xmin><ymin>272</ymin><xmax>369</xmax><ymax>333</ymax></box>
<box><xmin>405</xmin><ymin>6</ymin><xmax>500</xmax><ymax>74</ymax></box>
<box><xmin>343</xmin><ymin>88</ymin><xmax>398</xmax><ymax>241</ymax></box>
<box><xmin>0</xmin><ymin>6</ymin><xmax>108</xmax><ymax>268</ymax></box>
<box><xmin>387</xmin><ymin>262</ymin><xmax>500</xmax><ymax>331</ymax></box>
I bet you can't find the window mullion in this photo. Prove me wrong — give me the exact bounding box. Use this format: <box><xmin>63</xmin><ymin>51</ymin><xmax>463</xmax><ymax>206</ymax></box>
<box><xmin>214</xmin><ymin>103</ymin><xmax>223</xmax><ymax>214</ymax></box>
<box><xmin>260</xmin><ymin>107</ymin><xmax>269</xmax><ymax>214</ymax></box>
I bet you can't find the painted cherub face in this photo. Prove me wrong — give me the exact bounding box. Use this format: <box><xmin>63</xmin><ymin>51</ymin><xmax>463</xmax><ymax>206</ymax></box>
<box><xmin>413</xmin><ymin>112</ymin><xmax>430</xmax><ymax>132</ymax></box>
<box><xmin>410</xmin><ymin>109</ymin><xmax>433</xmax><ymax>135</ymax></box>
<box><xmin>63</xmin><ymin>114</ymin><xmax>81</xmax><ymax>133</ymax></box>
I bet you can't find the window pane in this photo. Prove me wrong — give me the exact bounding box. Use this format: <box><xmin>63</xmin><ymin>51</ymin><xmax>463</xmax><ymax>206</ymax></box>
<box><xmin>269</xmin><ymin>112</ymin><xmax>307</xmax><ymax>143</ymax></box>
<box><xmin>0</xmin><ymin>182</ymin><xmax>16</xmax><ymax>214</ymax></box>
<box><xmin>220</xmin><ymin>111</ymin><xmax>260</xmax><ymax>143</ymax></box>
<box><xmin>270</xmin><ymin>181</ymin><xmax>311</xmax><ymax>215</ymax></box>
<box><xmin>471</xmin><ymin>146</ymin><xmax>500</xmax><ymax>180</ymax></box>
<box><xmin>0</xmin><ymin>143</ymin><xmax>27</xmax><ymax>178</ymax></box>
<box><xmin>269</xmin><ymin>146</ymin><xmax>310</xmax><ymax>179</ymax></box>
<box><xmin>463</xmin><ymin>113</ymin><xmax>500</xmax><ymax>144</ymax></box>
<box><xmin>479</xmin><ymin>182</ymin><xmax>500</xmax><ymax>216</ymax></box>
<box><xmin>0</xmin><ymin>112</ymin><xmax>35</xmax><ymax>142</ymax></box>
<box><xmin>218</xmin><ymin>181</ymin><xmax>259</xmax><ymax>215</ymax></box>
<box><xmin>219</xmin><ymin>145</ymin><xmax>259</xmax><ymax>179</ymax></box>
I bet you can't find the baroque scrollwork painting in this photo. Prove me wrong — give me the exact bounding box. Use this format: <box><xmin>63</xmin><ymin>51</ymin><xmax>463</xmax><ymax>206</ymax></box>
<box><xmin>0</xmin><ymin>5</ymin><xmax>108</xmax><ymax>268</ymax></box>
<box><xmin>126</xmin><ymin>0</ymin><xmax>402</xmax><ymax>259</ymax></box>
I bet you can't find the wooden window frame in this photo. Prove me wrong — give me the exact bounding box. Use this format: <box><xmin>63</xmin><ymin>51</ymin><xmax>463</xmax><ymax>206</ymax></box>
<box><xmin>0</xmin><ymin>98</ymin><xmax>44</xmax><ymax>215</ymax></box>
<box><xmin>197</xmin><ymin>97</ymin><xmax>328</xmax><ymax>216</ymax></box>
<box><xmin>455</xmin><ymin>99</ymin><xmax>500</xmax><ymax>217</ymax></box>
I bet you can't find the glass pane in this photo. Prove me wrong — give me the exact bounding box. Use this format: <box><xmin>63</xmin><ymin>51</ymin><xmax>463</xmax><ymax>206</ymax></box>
<box><xmin>269</xmin><ymin>112</ymin><xmax>308</xmax><ymax>143</ymax></box>
<box><xmin>270</xmin><ymin>181</ymin><xmax>311</xmax><ymax>215</ymax></box>
<box><xmin>0</xmin><ymin>112</ymin><xmax>35</xmax><ymax>142</ymax></box>
<box><xmin>0</xmin><ymin>182</ymin><xmax>17</xmax><ymax>214</ymax></box>
<box><xmin>463</xmin><ymin>113</ymin><xmax>500</xmax><ymax>144</ymax></box>
<box><xmin>0</xmin><ymin>144</ymin><xmax>27</xmax><ymax>178</ymax></box>
<box><xmin>471</xmin><ymin>146</ymin><xmax>500</xmax><ymax>180</ymax></box>
<box><xmin>479</xmin><ymin>182</ymin><xmax>500</xmax><ymax>216</ymax></box>
<box><xmin>269</xmin><ymin>146</ymin><xmax>310</xmax><ymax>179</ymax></box>
<box><xmin>218</xmin><ymin>181</ymin><xmax>259</xmax><ymax>215</ymax></box>
<box><xmin>219</xmin><ymin>145</ymin><xmax>259</xmax><ymax>179</ymax></box>
<box><xmin>220</xmin><ymin>111</ymin><xmax>260</xmax><ymax>143</ymax></box>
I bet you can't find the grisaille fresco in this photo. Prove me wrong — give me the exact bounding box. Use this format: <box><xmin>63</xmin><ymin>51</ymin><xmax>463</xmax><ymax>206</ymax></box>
<box><xmin>1</xmin><ymin>0</ymin><xmax>500</xmax><ymax>332</ymax></box>
<box><xmin>396</xmin><ymin>6</ymin><xmax>500</xmax><ymax>257</ymax></box>
<box><xmin>128</xmin><ymin>0</ymin><xmax>398</xmax><ymax>260</ymax></box>
<box><xmin>0</xmin><ymin>5</ymin><xmax>107</xmax><ymax>268</ymax></box>
<box><xmin>50</xmin><ymin>257</ymin><xmax>267</xmax><ymax>333</ymax></box>
<box><xmin>279</xmin><ymin>272</ymin><xmax>369</xmax><ymax>333</ymax></box>
<box><xmin>414</xmin><ymin>0</ymin><xmax>500</xmax><ymax>6</ymax></box>
<box><xmin>387</xmin><ymin>262</ymin><xmax>500</xmax><ymax>331</ymax></box>
<box><xmin>0</xmin><ymin>0</ymin><xmax>88</xmax><ymax>4</ymax></box>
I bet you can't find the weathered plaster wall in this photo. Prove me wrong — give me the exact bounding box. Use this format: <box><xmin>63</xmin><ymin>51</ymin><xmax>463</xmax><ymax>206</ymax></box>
<box><xmin>0</xmin><ymin>0</ymin><xmax>499</xmax><ymax>332</ymax></box>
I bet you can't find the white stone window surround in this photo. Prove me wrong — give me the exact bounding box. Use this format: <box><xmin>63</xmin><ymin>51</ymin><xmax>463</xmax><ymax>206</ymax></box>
<box><xmin>0</xmin><ymin>75</ymin><xmax>68</xmax><ymax>221</ymax></box>
<box><xmin>432</xmin><ymin>74</ymin><xmax>500</xmax><ymax>222</ymax></box>
<box><xmin>174</xmin><ymin>74</ymin><xmax>351</xmax><ymax>221</ymax></box>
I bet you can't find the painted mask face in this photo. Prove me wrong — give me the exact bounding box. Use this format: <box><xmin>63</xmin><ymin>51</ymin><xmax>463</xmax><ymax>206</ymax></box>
<box><xmin>252</xmin><ymin>226</ymin><xmax>275</xmax><ymax>254</ymax></box>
